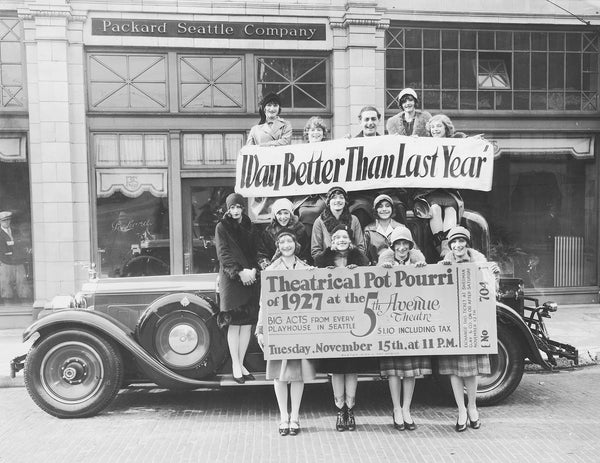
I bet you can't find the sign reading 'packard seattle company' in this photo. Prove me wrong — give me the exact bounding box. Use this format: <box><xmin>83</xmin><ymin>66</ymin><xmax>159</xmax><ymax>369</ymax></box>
<box><xmin>92</xmin><ymin>18</ymin><xmax>326</xmax><ymax>40</ymax></box>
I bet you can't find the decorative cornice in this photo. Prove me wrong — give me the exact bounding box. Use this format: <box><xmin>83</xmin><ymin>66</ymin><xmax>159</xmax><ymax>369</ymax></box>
<box><xmin>18</xmin><ymin>6</ymin><xmax>86</xmax><ymax>23</ymax></box>
<box><xmin>330</xmin><ymin>17</ymin><xmax>389</xmax><ymax>30</ymax></box>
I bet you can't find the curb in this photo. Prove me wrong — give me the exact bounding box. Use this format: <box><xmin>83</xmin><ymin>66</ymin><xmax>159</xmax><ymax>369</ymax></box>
<box><xmin>0</xmin><ymin>375</ymin><xmax>24</xmax><ymax>388</ymax></box>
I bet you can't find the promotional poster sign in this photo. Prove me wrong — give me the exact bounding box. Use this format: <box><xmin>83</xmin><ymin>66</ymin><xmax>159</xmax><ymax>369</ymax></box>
<box><xmin>261</xmin><ymin>264</ymin><xmax>498</xmax><ymax>360</ymax></box>
<box><xmin>236</xmin><ymin>134</ymin><xmax>494</xmax><ymax>198</ymax></box>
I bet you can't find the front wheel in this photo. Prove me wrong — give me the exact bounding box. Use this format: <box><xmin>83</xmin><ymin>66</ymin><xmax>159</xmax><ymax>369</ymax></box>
<box><xmin>477</xmin><ymin>323</ymin><xmax>525</xmax><ymax>405</ymax></box>
<box><xmin>24</xmin><ymin>329</ymin><xmax>123</xmax><ymax>418</ymax></box>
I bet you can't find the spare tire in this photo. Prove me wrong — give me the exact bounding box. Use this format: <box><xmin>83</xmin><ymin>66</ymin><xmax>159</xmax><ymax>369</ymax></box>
<box><xmin>136</xmin><ymin>293</ymin><xmax>227</xmax><ymax>380</ymax></box>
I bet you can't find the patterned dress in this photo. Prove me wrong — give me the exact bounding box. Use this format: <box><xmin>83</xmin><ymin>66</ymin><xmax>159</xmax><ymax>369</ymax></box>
<box><xmin>436</xmin><ymin>248</ymin><xmax>492</xmax><ymax>377</ymax></box>
<box><xmin>378</xmin><ymin>251</ymin><xmax>433</xmax><ymax>378</ymax></box>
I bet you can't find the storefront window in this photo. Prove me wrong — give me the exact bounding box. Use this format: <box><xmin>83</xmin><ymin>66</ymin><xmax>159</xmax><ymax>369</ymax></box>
<box><xmin>93</xmin><ymin>132</ymin><xmax>170</xmax><ymax>278</ymax></box>
<box><xmin>0</xmin><ymin>134</ymin><xmax>33</xmax><ymax>305</ymax></box>
<box><xmin>96</xmin><ymin>191</ymin><xmax>170</xmax><ymax>278</ymax></box>
<box><xmin>464</xmin><ymin>150</ymin><xmax>596</xmax><ymax>289</ymax></box>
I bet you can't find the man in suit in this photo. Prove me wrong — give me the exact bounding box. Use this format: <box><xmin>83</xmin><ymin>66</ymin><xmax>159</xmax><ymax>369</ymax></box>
<box><xmin>0</xmin><ymin>211</ymin><xmax>32</xmax><ymax>301</ymax></box>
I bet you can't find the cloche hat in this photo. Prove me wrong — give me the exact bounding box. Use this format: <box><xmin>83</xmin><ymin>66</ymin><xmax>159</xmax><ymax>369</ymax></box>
<box><xmin>326</xmin><ymin>186</ymin><xmax>348</xmax><ymax>205</ymax></box>
<box><xmin>271</xmin><ymin>198</ymin><xmax>294</xmax><ymax>218</ymax></box>
<box><xmin>373</xmin><ymin>194</ymin><xmax>393</xmax><ymax>210</ymax></box>
<box><xmin>226</xmin><ymin>193</ymin><xmax>245</xmax><ymax>209</ymax></box>
<box><xmin>447</xmin><ymin>226</ymin><xmax>471</xmax><ymax>246</ymax></box>
<box><xmin>388</xmin><ymin>226</ymin><xmax>414</xmax><ymax>249</ymax></box>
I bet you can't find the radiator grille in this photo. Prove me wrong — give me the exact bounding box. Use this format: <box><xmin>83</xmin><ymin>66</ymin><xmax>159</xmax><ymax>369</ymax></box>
<box><xmin>553</xmin><ymin>236</ymin><xmax>584</xmax><ymax>287</ymax></box>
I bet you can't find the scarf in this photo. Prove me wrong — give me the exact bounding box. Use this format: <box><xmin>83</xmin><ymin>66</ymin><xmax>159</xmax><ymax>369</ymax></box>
<box><xmin>320</xmin><ymin>206</ymin><xmax>353</xmax><ymax>234</ymax></box>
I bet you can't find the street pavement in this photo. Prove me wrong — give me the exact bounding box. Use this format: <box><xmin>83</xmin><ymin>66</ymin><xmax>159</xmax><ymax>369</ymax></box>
<box><xmin>1</xmin><ymin>365</ymin><xmax>599</xmax><ymax>462</ymax></box>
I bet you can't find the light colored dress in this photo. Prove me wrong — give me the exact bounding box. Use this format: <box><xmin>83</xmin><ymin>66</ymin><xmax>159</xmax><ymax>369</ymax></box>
<box><xmin>257</xmin><ymin>255</ymin><xmax>316</xmax><ymax>381</ymax></box>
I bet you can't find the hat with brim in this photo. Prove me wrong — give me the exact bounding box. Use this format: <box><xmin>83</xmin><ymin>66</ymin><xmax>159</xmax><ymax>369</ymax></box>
<box><xmin>0</xmin><ymin>211</ymin><xmax>12</xmax><ymax>221</ymax></box>
<box><xmin>389</xmin><ymin>226</ymin><xmax>414</xmax><ymax>249</ymax></box>
<box><xmin>271</xmin><ymin>198</ymin><xmax>294</xmax><ymax>219</ymax></box>
<box><xmin>326</xmin><ymin>186</ymin><xmax>348</xmax><ymax>206</ymax></box>
<box><xmin>447</xmin><ymin>226</ymin><xmax>471</xmax><ymax>246</ymax></box>
<box><xmin>398</xmin><ymin>87</ymin><xmax>418</xmax><ymax>103</ymax></box>
<box><xmin>373</xmin><ymin>194</ymin><xmax>393</xmax><ymax>211</ymax></box>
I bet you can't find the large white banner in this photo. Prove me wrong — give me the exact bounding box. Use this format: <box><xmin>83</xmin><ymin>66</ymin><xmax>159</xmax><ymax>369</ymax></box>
<box><xmin>236</xmin><ymin>134</ymin><xmax>494</xmax><ymax>197</ymax></box>
<box><xmin>261</xmin><ymin>264</ymin><xmax>498</xmax><ymax>360</ymax></box>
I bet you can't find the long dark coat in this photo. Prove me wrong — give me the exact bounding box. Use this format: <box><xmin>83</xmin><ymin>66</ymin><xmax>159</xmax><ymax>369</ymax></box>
<box><xmin>215</xmin><ymin>213</ymin><xmax>260</xmax><ymax>324</ymax></box>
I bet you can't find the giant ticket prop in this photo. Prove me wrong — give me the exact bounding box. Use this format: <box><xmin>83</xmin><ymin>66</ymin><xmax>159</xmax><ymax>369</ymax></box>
<box><xmin>261</xmin><ymin>264</ymin><xmax>498</xmax><ymax>360</ymax></box>
<box><xmin>236</xmin><ymin>134</ymin><xmax>494</xmax><ymax>197</ymax></box>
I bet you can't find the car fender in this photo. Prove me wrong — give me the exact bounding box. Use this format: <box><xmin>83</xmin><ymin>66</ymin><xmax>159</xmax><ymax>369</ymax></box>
<box><xmin>496</xmin><ymin>301</ymin><xmax>552</xmax><ymax>369</ymax></box>
<box><xmin>135</xmin><ymin>292</ymin><xmax>227</xmax><ymax>380</ymax></box>
<box><xmin>23</xmin><ymin>310</ymin><xmax>220</xmax><ymax>388</ymax></box>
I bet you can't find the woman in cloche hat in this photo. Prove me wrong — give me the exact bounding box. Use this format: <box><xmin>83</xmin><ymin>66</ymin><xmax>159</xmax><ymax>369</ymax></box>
<box><xmin>255</xmin><ymin>228</ymin><xmax>316</xmax><ymax>437</ymax></box>
<box><xmin>214</xmin><ymin>193</ymin><xmax>261</xmax><ymax>384</ymax></box>
<box><xmin>377</xmin><ymin>226</ymin><xmax>429</xmax><ymax>431</ymax></box>
<box><xmin>386</xmin><ymin>87</ymin><xmax>432</xmax><ymax>136</ymax></box>
<box><xmin>246</xmin><ymin>92</ymin><xmax>293</xmax><ymax>146</ymax></box>
<box><xmin>438</xmin><ymin>226</ymin><xmax>499</xmax><ymax>432</ymax></box>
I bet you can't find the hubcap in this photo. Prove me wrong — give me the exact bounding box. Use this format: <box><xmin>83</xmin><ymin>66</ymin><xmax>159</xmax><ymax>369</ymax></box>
<box><xmin>40</xmin><ymin>341</ymin><xmax>104</xmax><ymax>404</ymax></box>
<box><xmin>61</xmin><ymin>358</ymin><xmax>88</xmax><ymax>384</ymax></box>
<box><xmin>168</xmin><ymin>324</ymin><xmax>198</xmax><ymax>355</ymax></box>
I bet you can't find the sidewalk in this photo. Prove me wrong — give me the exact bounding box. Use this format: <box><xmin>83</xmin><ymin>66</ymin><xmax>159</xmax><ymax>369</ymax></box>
<box><xmin>1</xmin><ymin>304</ymin><xmax>599</xmax><ymax>388</ymax></box>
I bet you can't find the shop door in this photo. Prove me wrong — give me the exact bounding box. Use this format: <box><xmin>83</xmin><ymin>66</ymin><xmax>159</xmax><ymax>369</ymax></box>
<box><xmin>182</xmin><ymin>178</ymin><xmax>235</xmax><ymax>274</ymax></box>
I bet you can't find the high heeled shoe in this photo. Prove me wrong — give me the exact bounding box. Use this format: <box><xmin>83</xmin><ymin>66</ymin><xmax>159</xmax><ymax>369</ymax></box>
<box><xmin>232</xmin><ymin>375</ymin><xmax>245</xmax><ymax>384</ymax></box>
<box><xmin>278</xmin><ymin>421</ymin><xmax>289</xmax><ymax>436</ymax></box>
<box><xmin>242</xmin><ymin>373</ymin><xmax>255</xmax><ymax>381</ymax></box>
<box><xmin>335</xmin><ymin>405</ymin><xmax>346</xmax><ymax>432</ymax></box>
<box><xmin>404</xmin><ymin>420</ymin><xmax>417</xmax><ymax>431</ymax></box>
<box><xmin>346</xmin><ymin>407</ymin><xmax>356</xmax><ymax>431</ymax></box>
<box><xmin>289</xmin><ymin>421</ymin><xmax>300</xmax><ymax>436</ymax></box>
<box><xmin>467</xmin><ymin>411</ymin><xmax>481</xmax><ymax>429</ymax></box>
<box><xmin>455</xmin><ymin>419</ymin><xmax>468</xmax><ymax>432</ymax></box>
<box><xmin>392</xmin><ymin>412</ymin><xmax>405</xmax><ymax>431</ymax></box>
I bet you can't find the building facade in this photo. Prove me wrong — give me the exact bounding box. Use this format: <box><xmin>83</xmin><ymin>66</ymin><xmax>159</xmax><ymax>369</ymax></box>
<box><xmin>1</xmin><ymin>0</ymin><xmax>599</xmax><ymax>326</ymax></box>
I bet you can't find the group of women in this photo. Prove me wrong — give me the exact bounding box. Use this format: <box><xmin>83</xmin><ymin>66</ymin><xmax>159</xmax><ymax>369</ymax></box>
<box><xmin>215</xmin><ymin>89</ymin><xmax>496</xmax><ymax>437</ymax></box>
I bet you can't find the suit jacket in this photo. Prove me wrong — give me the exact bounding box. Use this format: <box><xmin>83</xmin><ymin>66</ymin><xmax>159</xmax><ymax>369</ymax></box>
<box><xmin>0</xmin><ymin>227</ymin><xmax>26</xmax><ymax>265</ymax></box>
<box><xmin>246</xmin><ymin>117</ymin><xmax>293</xmax><ymax>146</ymax></box>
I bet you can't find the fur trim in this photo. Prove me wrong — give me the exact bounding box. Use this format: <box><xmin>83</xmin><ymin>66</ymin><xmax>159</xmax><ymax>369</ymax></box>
<box><xmin>320</xmin><ymin>207</ymin><xmax>353</xmax><ymax>234</ymax></box>
<box><xmin>315</xmin><ymin>247</ymin><xmax>369</xmax><ymax>268</ymax></box>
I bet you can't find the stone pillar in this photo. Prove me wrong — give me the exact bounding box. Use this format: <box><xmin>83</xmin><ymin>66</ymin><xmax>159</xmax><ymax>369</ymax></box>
<box><xmin>330</xmin><ymin>4</ymin><xmax>388</xmax><ymax>138</ymax></box>
<box><xmin>19</xmin><ymin>1</ymin><xmax>89</xmax><ymax>301</ymax></box>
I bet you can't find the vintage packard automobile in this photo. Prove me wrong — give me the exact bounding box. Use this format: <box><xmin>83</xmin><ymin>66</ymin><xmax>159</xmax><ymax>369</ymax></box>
<box><xmin>10</xmin><ymin>207</ymin><xmax>578</xmax><ymax>419</ymax></box>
